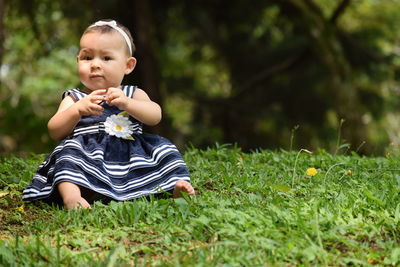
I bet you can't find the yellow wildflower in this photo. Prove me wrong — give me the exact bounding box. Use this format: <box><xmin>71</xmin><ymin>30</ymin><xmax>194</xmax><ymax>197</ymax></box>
<box><xmin>306</xmin><ymin>167</ymin><xmax>317</xmax><ymax>176</ymax></box>
<box><xmin>16</xmin><ymin>205</ymin><xmax>25</xmax><ymax>213</ymax></box>
<box><xmin>346</xmin><ymin>170</ymin><xmax>352</xmax><ymax>175</ymax></box>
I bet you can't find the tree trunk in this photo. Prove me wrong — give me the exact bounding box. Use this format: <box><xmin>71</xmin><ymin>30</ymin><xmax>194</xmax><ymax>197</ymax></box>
<box><xmin>0</xmin><ymin>0</ymin><xmax>5</xmax><ymax>68</ymax></box>
<box><xmin>123</xmin><ymin>0</ymin><xmax>163</xmax><ymax>135</ymax></box>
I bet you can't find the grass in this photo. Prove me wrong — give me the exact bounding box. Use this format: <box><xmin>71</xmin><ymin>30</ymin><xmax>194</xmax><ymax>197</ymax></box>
<box><xmin>1</xmin><ymin>144</ymin><xmax>400</xmax><ymax>266</ymax></box>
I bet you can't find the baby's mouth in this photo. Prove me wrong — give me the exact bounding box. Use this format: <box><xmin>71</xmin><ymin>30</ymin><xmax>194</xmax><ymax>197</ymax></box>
<box><xmin>90</xmin><ymin>74</ymin><xmax>104</xmax><ymax>79</ymax></box>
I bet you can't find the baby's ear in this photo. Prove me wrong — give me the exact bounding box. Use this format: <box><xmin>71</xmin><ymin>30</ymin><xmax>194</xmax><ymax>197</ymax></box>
<box><xmin>125</xmin><ymin>57</ymin><xmax>136</xmax><ymax>75</ymax></box>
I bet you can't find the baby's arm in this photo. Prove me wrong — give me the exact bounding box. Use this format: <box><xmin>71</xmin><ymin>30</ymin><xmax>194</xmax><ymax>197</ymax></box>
<box><xmin>106</xmin><ymin>88</ymin><xmax>162</xmax><ymax>126</ymax></box>
<box><xmin>48</xmin><ymin>90</ymin><xmax>106</xmax><ymax>140</ymax></box>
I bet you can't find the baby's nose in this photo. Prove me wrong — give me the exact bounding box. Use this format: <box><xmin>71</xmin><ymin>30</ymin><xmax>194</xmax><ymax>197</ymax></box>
<box><xmin>91</xmin><ymin>58</ymin><xmax>101</xmax><ymax>69</ymax></box>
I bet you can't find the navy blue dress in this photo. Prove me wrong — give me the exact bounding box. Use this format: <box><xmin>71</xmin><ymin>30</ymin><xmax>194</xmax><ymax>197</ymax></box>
<box><xmin>23</xmin><ymin>85</ymin><xmax>191</xmax><ymax>203</ymax></box>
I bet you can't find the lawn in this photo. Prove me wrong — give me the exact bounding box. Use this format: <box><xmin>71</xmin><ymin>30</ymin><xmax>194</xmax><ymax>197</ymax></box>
<box><xmin>0</xmin><ymin>144</ymin><xmax>399</xmax><ymax>266</ymax></box>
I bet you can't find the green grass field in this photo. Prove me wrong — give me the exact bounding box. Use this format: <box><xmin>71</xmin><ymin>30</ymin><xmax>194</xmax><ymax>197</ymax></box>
<box><xmin>1</xmin><ymin>144</ymin><xmax>399</xmax><ymax>266</ymax></box>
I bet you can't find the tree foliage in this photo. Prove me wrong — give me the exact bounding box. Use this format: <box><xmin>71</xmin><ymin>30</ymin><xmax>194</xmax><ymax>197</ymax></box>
<box><xmin>0</xmin><ymin>0</ymin><xmax>399</xmax><ymax>154</ymax></box>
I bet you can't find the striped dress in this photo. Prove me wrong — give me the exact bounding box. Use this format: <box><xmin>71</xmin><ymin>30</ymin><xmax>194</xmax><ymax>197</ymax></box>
<box><xmin>23</xmin><ymin>85</ymin><xmax>190</xmax><ymax>204</ymax></box>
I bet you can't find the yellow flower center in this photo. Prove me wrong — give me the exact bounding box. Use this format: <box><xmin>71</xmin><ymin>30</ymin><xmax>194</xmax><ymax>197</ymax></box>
<box><xmin>115</xmin><ymin>125</ymin><xmax>122</xmax><ymax>131</ymax></box>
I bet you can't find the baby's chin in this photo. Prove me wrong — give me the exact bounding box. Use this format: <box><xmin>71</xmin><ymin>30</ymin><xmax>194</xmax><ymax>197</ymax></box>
<box><xmin>83</xmin><ymin>84</ymin><xmax>107</xmax><ymax>91</ymax></box>
<box><xmin>83</xmin><ymin>83</ymin><xmax>120</xmax><ymax>92</ymax></box>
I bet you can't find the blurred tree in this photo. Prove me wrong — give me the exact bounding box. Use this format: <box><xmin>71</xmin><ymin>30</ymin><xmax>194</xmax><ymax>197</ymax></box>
<box><xmin>0</xmin><ymin>0</ymin><xmax>399</xmax><ymax>154</ymax></box>
<box><xmin>173</xmin><ymin>0</ymin><xmax>399</xmax><ymax>153</ymax></box>
<box><xmin>0</xmin><ymin>0</ymin><xmax>4</xmax><ymax>65</ymax></box>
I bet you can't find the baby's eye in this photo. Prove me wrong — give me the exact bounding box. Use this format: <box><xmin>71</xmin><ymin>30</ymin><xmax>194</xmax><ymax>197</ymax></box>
<box><xmin>103</xmin><ymin>56</ymin><xmax>112</xmax><ymax>61</ymax></box>
<box><xmin>83</xmin><ymin>56</ymin><xmax>92</xmax><ymax>60</ymax></box>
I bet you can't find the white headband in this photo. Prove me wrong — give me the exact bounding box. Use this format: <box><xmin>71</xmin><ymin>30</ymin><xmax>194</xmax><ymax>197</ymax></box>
<box><xmin>89</xmin><ymin>20</ymin><xmax>132</xmax><ymax>55</ymax></box>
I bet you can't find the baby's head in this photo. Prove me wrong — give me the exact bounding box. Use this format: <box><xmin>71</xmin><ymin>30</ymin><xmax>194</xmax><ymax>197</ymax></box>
<box><xmin>77</xmin><ymin>19</ymin><xmax>137</xmax><ymax>91</ymax></box>
<box><xmin>83</xmin><ymin>19</ymin><xmax>136</xmax><ymax>56</ymax></box>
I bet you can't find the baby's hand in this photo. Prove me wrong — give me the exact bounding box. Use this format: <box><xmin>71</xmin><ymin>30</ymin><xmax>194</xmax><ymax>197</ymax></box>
<box><xmin>76</xmin><ymin>89</ymin><xmax>106</xmax><ymax>116</ymax></box>
<box><xmin>106</xmin><ymin>87</ymin><xmax>130</xmax><ymax>110</ymax></box>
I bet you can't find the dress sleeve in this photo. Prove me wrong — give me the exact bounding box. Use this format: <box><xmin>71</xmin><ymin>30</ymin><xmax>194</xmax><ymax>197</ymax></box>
<box><xmin>122</xmin><ymin>85</ymin><xmax>137</xmax><ymax>98</ymax></box>
<box><xmin>62</xmin><ymin>89</ymin><xmax>86</xmax><ymax>101</ymax></box>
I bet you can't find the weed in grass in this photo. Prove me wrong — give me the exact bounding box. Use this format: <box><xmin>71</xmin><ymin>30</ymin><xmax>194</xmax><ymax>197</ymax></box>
<box><xmin>291</xmin><ymin>148</ymin><xmax>313</xmax><ymax>188</ymax></box>
<box><xmin>335</xmin><ymin>118</ymin><xmax>351</xmax><ymax>155</ymax></box>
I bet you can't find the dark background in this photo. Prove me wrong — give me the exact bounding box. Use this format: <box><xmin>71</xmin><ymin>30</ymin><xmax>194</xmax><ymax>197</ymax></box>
<box><xmin>1</xmin><ymin>0</ymin><xmax>400</xmax><ymax>155</ymax></box>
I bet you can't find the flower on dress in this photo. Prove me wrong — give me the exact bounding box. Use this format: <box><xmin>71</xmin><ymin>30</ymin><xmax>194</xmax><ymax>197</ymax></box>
<box><xmin>306</xmin><ymin>167</ymin><xmax>317</xmax><ymax>176</ymax></box>
<box><xmin>104</xmin><ymin>114</ymin><xmax>135</xmax><ymax>140</ymax></box>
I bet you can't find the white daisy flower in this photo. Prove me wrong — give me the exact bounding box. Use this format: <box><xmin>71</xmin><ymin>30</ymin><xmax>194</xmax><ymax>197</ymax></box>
<box><xmin>104</xmin><ymin>114</ymin><xmax>134</xmax><ymax>139</ymax></box>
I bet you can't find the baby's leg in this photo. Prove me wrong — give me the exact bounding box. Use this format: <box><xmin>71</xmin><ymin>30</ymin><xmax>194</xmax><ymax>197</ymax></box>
<box><xmin>57</xmin><ymin>181</ymin><xmax>91</xmax><ymax>209</ymax></box>
<box><xmin>172</xmin><ymin>180</ymin><xmax>195</xmax><ymax>198</ymax></box>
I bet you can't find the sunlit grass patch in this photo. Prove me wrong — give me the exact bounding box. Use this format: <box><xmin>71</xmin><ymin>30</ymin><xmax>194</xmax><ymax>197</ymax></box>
<box><xmin>1</xmin><ymin>145</ymin><xmax>400</xmax><ymax>265</ymax></box>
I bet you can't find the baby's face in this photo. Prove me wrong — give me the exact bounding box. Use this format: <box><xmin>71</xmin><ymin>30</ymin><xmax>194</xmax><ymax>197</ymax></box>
<box><xmin>77</xmin><ymin>31</ymin><xmax>132</xmax><ymax>91</ymax></box>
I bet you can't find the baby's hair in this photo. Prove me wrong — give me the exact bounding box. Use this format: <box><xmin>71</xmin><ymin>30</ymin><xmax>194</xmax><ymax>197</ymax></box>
<box><xmin>83</xmin><ymin>19</ymin><xmax>136</xmax><ymax>56</ymax></box>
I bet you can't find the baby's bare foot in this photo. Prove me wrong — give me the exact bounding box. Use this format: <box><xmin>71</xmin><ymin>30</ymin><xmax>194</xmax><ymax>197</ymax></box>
<box><xmin>173</xmin><ymin>180</ymin><xmax>195</xmax><ymax>198</ymax></box>
<box><xmin>65</xmin><ymin>197</ymin><xmax>92</xmax><ymax>210</ymax></box>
